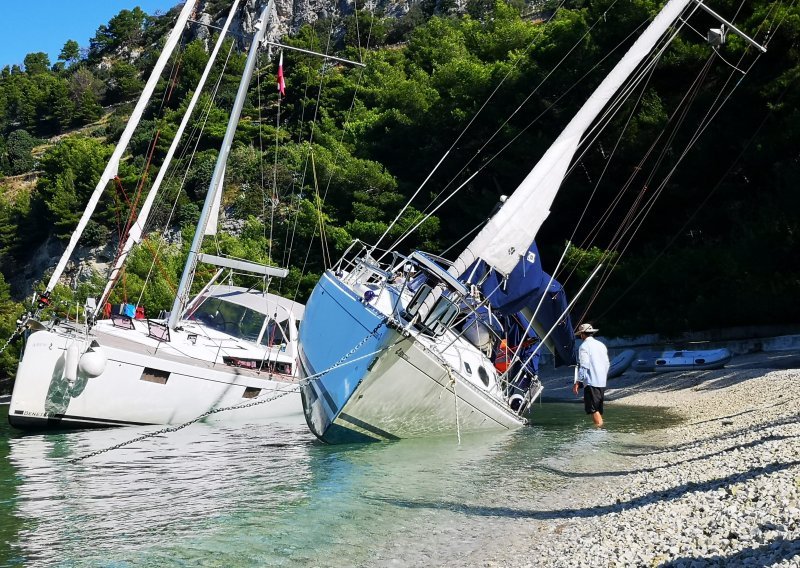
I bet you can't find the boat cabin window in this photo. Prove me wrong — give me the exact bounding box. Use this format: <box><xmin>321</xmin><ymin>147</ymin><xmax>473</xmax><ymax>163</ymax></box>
<box><xmin>404</xmin><ymin>283</ymin><xmax>433</xmax><ymax>320</ymax></box>
<box><xmin>260</xmin><ymin>319</ymin><xmax>290</xmax><ymax>347</ymax></box>
<box><xmin>422</xmin><ymin>296</ymin><xmax>459</xmax><ymax>337</ymax></box>
<box><xmin>189</xmin><ymin>298</ymin><xmax>264</xmax><ymax>342</ymax></box>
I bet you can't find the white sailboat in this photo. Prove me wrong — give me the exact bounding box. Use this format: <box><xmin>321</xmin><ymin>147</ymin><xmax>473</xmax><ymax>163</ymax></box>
<box><xmin>8</xmin><ymin>0</ymin><xmax>307</xmax><ymax>429</ymax></box>
<box><xmin>296</xmin><ymin>0</ymin><xmax>767</xmax><ymax>443</ymax></box>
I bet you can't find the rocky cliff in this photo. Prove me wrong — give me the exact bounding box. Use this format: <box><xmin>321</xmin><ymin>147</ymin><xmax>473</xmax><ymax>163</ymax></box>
<box><xmin>192</xmin><ymin>0</ymin><xmax>418</xmax><ymax>48</ymax></box>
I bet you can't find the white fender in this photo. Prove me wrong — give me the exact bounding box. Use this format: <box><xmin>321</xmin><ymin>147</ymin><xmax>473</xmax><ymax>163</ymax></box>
<box><xmin>64</xmin><ymin>341</ymin><xmax>80</xmax><ymax>384</ymax></box>
<box><xmin>79</xmin><ymin>341</ymin><xmax>107</xmax><ymax>378</ymax></box>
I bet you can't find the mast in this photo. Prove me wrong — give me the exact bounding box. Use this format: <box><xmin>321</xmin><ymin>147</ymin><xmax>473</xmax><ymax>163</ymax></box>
<box><xmin>449</xmin><ymin>0</ymin><xmax>696</xmax><ymax>278</ymax></box>
<box><xmin>96</xmin><ymin>0</ymin><xmax>242</xmax><ymax>314</ymax></box>
<box><xmin>44</xmin><ymin>0</ymin><xmax>197</xmax><ymax>294</ymax></box>
<box><xmin>168</xmin><ymin>0</ymin><xmax>275</xmax><ymax>329</ymax></box>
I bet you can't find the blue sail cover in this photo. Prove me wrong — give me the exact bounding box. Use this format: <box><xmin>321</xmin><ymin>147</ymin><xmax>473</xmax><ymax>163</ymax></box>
<box><xmin>463</xmin><ymin>242</ymin><xmax>576</xmax><ymax>367</ymax></box>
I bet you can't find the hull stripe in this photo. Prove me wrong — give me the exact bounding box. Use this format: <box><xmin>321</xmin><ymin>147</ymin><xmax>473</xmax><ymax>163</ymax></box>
<box><xmin>338</xmin><ymin>412</ymin><xmax>400</xmax><ymax>441</ymax></box>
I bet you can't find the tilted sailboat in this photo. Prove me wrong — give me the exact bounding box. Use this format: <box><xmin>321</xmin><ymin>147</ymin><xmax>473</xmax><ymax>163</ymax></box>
<box><xmin>296</xmin><ymin>0</ymin><xmax>767</xmax><ymax>443</ymax></box>
<box><xmin>8</xmin><ymin>0</ymin><xmax>307</xmax><ymax>429</ymax></box>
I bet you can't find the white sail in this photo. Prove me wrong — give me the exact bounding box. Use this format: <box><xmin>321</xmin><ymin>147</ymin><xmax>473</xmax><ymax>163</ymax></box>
<box><xmin>96</xmin><ymin>0</ymin><xmax>240</xmax><ymax>310</ymax></box>
<box><xmin>450</xmin><ymin>0</ymin><xmax>693</xmax><ymax>278</ymax></box>
<box><xmin>45</xmin><ymin>0</ymin><xmax>197</xmax><ymax>294</ymax></box>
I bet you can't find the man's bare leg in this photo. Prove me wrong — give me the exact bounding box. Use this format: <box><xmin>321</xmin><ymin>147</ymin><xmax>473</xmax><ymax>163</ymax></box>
<box><xmin>592</xmin><ymin>411</ymin><xmax>603</xmax><ymax>427</ymax></box>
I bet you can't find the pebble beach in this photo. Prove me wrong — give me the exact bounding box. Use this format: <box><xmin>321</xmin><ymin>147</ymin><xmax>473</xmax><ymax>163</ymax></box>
<box><xmin>488</xmin><ymin>349</ymin><xmax>800</xmax><ymax>567</ymax></box>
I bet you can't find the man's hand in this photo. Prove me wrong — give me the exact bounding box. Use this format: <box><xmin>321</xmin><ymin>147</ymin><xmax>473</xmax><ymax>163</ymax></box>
<box><xmin>572</xmin><ymin>382</ymin><xmax>580</xmax><ymax>396</ymax></box>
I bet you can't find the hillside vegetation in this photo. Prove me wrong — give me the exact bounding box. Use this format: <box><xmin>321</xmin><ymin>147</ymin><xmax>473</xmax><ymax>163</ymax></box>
<box><xmin>0</xmin><ymin>0</ymin><xmax>798</xmax><ymax>384</ymax></box>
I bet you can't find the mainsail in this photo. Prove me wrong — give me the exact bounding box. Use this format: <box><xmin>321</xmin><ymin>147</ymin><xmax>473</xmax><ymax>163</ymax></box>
<box><xmin>449</xmin><ymin>0</ymin><xmax>695</xmax><ymax>278</ymax></box>
<box><xmin>45</xmin><ymin>0</ymin><xmax>197</xmax><ymax>294</ymax></box>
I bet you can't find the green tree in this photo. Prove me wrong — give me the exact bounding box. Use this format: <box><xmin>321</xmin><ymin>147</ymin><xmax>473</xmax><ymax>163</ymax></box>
<box><xmin>34</xmin><ymin>137</ymin><xmax>112</xmax><ymax>240</ymax></box>
<box><xmin>5</xmin><ymin>129</ymin><xmax>37</xmax><ymax>174</ymax></box>
<box><xmin>69</xmin><ymin>68</ymin><xmax>104</xmax><ymax>124</ymax></box>
<box><xmin>0</xmin><ymin>272</ymin><xmax>22</xmax><ymax>387</ymax></box>
<box><xmin>58</xmin><ymin>40</ymin><xmax>81</xmax><ymax>66</ymax></box>
<box><xmin>89</xmin><ymin>7</ymin><xmax>147</xmax><ymax>59</ymax></box>
<box><xmin>107</xmin><ymin>61</ymin><xmax>144</xmax><ymax>103</ymax></box>
<box><xmin>23</xmin><ymin>52</ymin><xmax>50</xmax><ymax>75</ymax></box>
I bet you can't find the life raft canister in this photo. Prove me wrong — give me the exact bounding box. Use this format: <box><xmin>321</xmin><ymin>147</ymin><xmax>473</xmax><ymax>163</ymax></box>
<box><xmin>494</xmin><ymin>339</ymin><xmax>511</xmax><ymax>373</ymax></box>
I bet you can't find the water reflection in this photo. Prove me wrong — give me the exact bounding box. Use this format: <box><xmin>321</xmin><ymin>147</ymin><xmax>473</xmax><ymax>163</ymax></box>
<box><xmin>1</xmin><ymin>403</ymin><xmax>680</xmax><ymax>566</ymax></box>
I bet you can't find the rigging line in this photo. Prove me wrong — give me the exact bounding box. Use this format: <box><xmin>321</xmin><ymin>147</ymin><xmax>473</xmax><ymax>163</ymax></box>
<box><xmin>103</xmin><ymin>48</ymin><xmax>186</xmax><ymax>302</ymax></box>
<box><xmin>596</xmin><ymin>68</ymin><xmax>791</xmax><ymax>320</ymax></box>
<box><xmin>587</xmin><ymin>53</ymin><xmax>764</xmax><ymax>320</ymax></box>
<box><xmin>576</xmin><ymin>54</ymin><xmax>717</xmax><ymax>319</ymax></box>
<box><xmin>257</xmin><ymin>53</ymin><xmax>268</xmax><ymax>257</ymax></box>
<box><xmin>286</xmin><ymin>13</ymin><xmax>339</xmax><ymax>278</ymax></box>
<box><xmin>272</xmin><ymin>56</ymin><xmax>281</xmax><ymax>251</ymax></box>
<box><xmin>280</xmin><ymin>35</ymin><xmax>328</xmax><ymax>276</ymax></box>
<box><xmin>139</xmin><ymin>39</ymin><xmax>238</xmax><ymax>244</ymax></box>
<box><xmin>288</xmin><ymin>13</ymin><xmax>356</xmax><ymax>302</ymax></box>
<box><xmin>131</xmin><ymin>43</ymin><xmax>237</xmax><ymax>306</ymax></box>
<box><xmin>440</xmin><ymin>218</ymin><xmax>486</xmax><ymax>256</ymax></box>
<box><xmin>543</xmin><ymin>17</ymin><xmax>703</xmax><ymax>291</ymax></box>
<box><xmin>554</xmin><ymin>55</ymin><xmax>661</xmax><ymax>290</ymax></box>
<box><xmin>372</xmin><ymin>0</ymin><xmax>597</xmax><ymax>254</ymax></box>
<box><xmin>379</xmin><ymin>16</ymin><xmax>674</xmax><ymax>256</ymax></box>
<box><xmin>370</xmin><ymin>0</ymin><xmax>572</xmax><ymax>254</ymax></box>
<box><xmin>423</xmin><ymin>0</ymin><xmax>624</xmax><ymax>205</ymax></box>
<box><xmin>306</xmin><ymin>16</ymin><xmax>338</xmax><ymax>269</ymax></box>
<box><xmin>578</xmin><ymin>50</ymin><xmax>714</xmax><ymax>262</ymax></box>
<box><xmin>383</xmin><ymin>13</ymin><xmax>661</xmax><ymax>253</ymax></box>
<box><xmin>319</xmin><ymin>0</ymin><xmax>375</xmax><ymax>207</ymax></box>
<box><xmin>134</xmin><ymin>44</ymin><xmax>237</xmax><ymax>307</ymax></box>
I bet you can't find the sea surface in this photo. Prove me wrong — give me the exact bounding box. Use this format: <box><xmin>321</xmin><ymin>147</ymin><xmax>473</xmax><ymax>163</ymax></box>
<box><xmin>0</xmin><ymin>402</ymin><xmax>680</xmax><ymax>567</ymax></box>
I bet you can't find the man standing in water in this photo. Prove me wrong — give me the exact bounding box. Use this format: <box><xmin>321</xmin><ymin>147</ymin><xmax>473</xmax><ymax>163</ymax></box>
<box><xmin>572</xmin><ymin>323</ymin><xmax>610</xmax><ymax>427</ymax></box>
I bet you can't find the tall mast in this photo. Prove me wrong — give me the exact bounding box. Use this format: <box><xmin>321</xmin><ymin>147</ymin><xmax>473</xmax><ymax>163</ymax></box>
<box><xmin>96</xmin><ymin>0</ymin><xmax>242</xmax><ymax>314</ymax></box>
<box><xmin>449</xmin><ymin>0</ymin><xmax>696</xmax><ymax>278</ymax></box>
<box><xmin>44</xmin><ymin>0</ymin><xmax>197</xmax><ymax>294</ymax></box>
<box><xmin>168</xmin><ymin>0</ymin><xmax>275</xmax><ymax>329</ymax></box>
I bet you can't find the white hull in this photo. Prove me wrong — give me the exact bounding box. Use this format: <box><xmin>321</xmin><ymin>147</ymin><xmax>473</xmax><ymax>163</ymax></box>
<box><xmin>9</xmin><ymin>286</ymin><xmax>305</xmax><ymax>430</ymax></box>
<box><xmin>9</xmin><ymin>328</ymin><xmax>301</xmax><ymax>429</ymax></box>
<box><xmin>334</xmin><ymin>332</ymin><xmax>525</xmax><ymax>440</ymax></box>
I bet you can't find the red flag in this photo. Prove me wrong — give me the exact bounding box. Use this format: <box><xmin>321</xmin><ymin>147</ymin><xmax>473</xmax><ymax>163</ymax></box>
<box><xmin>277</xmin><ymin>52</ymin><xmax>286</xmax><ymax>97</ymax></box>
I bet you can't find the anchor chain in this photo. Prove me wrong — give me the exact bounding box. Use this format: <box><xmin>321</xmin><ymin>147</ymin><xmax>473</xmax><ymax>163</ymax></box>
<box><xmin>69</xmin><ymin>387</ymin><xmax>299</xmax><ymax>464</ymax></box>
<box><xmin>70</xmin><ymin>321</ymin><xmax>388</xmax><ymax>464</ymax></box>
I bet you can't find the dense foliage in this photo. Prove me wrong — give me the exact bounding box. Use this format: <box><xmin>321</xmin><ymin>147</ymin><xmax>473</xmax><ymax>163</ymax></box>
<box><xmin>0</xmin><ymin>0</ymin><xmax>798</xmax><ymax>385</ymax></box>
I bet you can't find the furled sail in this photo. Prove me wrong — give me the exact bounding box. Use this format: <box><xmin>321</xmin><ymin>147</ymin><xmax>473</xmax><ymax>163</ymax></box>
<box><xmin>45</xmin><ymin>0</ymin><xmax>197</xmax><ymax>294</ymax></box>
<box><xmin>449</xmin><ymin>0</ymin><xmax>694</xmax><ymax>278</ymax></box>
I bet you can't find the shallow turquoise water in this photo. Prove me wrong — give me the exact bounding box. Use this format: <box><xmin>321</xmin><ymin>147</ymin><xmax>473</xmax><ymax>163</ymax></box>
<box><xmin>0</xmin><ymin>402</ymin><xmax>678</xmax><ymax>567</ymax></box>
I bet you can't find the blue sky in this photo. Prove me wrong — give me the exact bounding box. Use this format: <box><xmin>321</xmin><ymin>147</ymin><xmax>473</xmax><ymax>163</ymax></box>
<box><xmin>1</xmin><ymin>1</ymin><xmax>181</xmax><ymax>68</ymax></box>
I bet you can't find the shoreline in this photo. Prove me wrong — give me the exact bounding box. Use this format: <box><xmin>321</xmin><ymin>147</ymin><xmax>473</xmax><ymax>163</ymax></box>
<box><xmin>473</xmin><ymin>349</ymin><xmax>800</xmax><ymax>567</ymax></box>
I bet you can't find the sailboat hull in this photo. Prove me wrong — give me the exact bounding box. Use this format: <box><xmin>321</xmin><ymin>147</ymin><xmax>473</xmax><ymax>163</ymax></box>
<box><xmin>298</xmin><ymin>272</ymin><xmax>526</xmax><ymax>443</ymax></box>
<box><xmin>8</xmin><ymin>329</ymin><xmax>302</xmax><ymax>430</ymax></box>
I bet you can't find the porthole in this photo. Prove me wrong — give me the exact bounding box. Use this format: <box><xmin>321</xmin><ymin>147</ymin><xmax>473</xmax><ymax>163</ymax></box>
<box><xmin>464</xmin><ymin>362</ymin><xmax>472</xmax><ymax>375</ymax></box>
<box><xmin>477</xmin><ymin>366</ymin><xmax>490</xmax><ymax>387</ymax></box>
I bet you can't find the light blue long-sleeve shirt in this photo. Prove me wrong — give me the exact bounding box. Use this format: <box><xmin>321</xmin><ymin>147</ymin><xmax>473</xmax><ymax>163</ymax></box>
<box><xmin>577</xmin><ymin>336</ymin><xmax>609</xmax><ymax>388</ymax></box>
